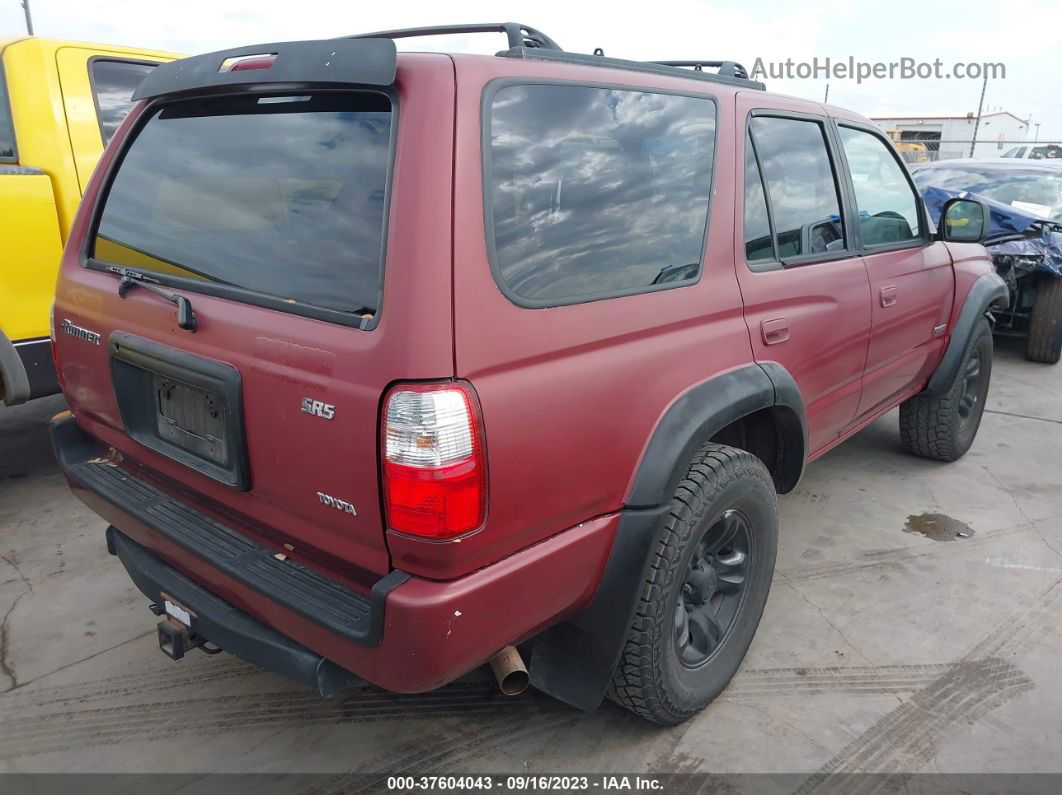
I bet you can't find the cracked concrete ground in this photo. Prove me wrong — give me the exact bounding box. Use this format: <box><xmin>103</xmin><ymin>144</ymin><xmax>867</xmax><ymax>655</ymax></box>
<box><xmin>0</xmin><ymin>337</ymin><xmax>1060</xmax><ymax>785</ymax></box>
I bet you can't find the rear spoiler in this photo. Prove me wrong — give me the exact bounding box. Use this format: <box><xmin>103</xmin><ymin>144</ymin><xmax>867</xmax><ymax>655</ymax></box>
<box><xmin>132</xmin><ymin>38</ymin><xmax>397</xmax><ymax>101</ymax></box>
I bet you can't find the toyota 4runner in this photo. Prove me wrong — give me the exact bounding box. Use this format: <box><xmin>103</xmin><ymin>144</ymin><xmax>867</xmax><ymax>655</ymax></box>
<box><xmin>51</xmin><ymin>23</ymin><xmax>1008</xmax><ymax>725</ymax></box>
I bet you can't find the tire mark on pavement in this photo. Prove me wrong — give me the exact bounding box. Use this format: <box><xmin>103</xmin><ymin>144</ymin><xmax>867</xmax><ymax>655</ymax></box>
<box><xmin>791</xmin><ymin>575</ymin><xmax>1062</xmax><ymax>794</ymax></box>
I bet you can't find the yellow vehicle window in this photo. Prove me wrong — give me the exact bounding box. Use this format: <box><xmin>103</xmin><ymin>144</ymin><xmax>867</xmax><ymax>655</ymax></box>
<box><xmin>0</xmin><ymin>61</ymin><xmax>15</xmax><ymax>161</ymax></box>
<box><xmin>90</xmin><ymin>59</ymin><xmax>156</xmax><ymax>145</ymax></box>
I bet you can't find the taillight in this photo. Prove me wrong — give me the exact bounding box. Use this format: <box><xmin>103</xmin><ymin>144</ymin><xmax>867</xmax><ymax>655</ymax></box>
<box><xmin>382</xmin><ymin>382</ymin><xmax>486</xmax><ymax>540</ymax></box>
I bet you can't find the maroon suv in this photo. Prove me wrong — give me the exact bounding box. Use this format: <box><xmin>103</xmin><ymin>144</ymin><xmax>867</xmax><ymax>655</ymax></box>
<box><xmin>51</xmin><ymin>24</ymin><xmax>1007</xmax><ymax>725</ymax></box>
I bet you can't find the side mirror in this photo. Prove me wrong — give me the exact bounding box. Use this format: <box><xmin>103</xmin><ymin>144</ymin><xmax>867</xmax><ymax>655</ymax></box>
<box><xmin>939</xmin><ymin>197</ymin><xmax>988</xmax><ymax>243</ymax></box>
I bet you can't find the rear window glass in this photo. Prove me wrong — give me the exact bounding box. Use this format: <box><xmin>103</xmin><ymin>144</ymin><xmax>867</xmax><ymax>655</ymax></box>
<box><xmin>0</xmin><ymin>61</ymin><xmax>15</xmax><ymax>162</ymax></box>
<box><xmin>93</xmin><ymin>92</ymin><xmax>392</xmax><ymax>317</ymax></box>
<box><xmin>487</xmin><ymin>83</ymin><xmax>716</xmax><ymax>305</ymax></box>
<box><xmin>90</xmin><ymin>59</ymin><xmax>157</xmax><ymax>146</ymax></box>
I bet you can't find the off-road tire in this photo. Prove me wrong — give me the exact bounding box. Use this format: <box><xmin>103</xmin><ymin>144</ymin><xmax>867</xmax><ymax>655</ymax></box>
<box><xmin>1026</xmin><ymin>277</ymin><xmax>1062</xmax><ymax>364</ymax></box>
<box><xmin>607</xmin><ymin>444</ymin><xmax>778</xmax><ymax>725</ymax></box>
<box><xmin>900</xmin><ymin>317</ymin><xmax>993</xmax><ymax>462</ymax></box>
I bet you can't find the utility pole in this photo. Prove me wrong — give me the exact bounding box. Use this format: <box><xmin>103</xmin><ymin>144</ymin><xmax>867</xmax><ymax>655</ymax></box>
<box><xmin>21</xmin><ymin>0</ymin><xmax>34</xmax><ymax>35</ymax></box>
<box><xmin>969</xmin><ymin>73</ymin><xmax>987</xmax><ymax>158</ymax></box>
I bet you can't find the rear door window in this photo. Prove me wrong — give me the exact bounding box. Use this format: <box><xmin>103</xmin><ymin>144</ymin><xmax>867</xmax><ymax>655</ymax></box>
<box><xmin>0</xmin><ymin>61</ymin><xmax>15</xmax><ymax>162</ymax></box>
<box><xmin>486</xmin><ymin>83</ymin><xmax>716</xmax><ymax>305</ymax></box>
<box><xmin>749</xmin><ymin>115</ymin><xmax>845</xmax><ymax>260</ymax></box>
<box><xmin>93</xmin><ymin>92</ymin><xmax>393</xmax><ymax>321</ymax></box>
<box><xmin>90</xmin><ymin>59</ymin><xmax>157</xmax><ymax>145</ymax></box>
<box><xmin>743</xmin><ymin>131</ymin><xmax>774</xmax><ymax>262</ymax></box>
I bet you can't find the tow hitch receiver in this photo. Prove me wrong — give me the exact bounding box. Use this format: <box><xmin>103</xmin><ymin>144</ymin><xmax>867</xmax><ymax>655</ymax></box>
<box><xmin>151</xmin><ymin>596</ymin><xmax>219</xmax><ymax>660</ymax></box>
<box><xmin>156</xmin><ymin>616</ymin><xmax>208</xmax><ymax>660</ymax></box>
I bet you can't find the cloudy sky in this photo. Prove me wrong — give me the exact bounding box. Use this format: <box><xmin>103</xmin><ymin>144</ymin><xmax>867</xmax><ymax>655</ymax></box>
<box><xmin>4</xmin><ymin>0</ymin><xmax>1061</xmax><ymax>139</ymax></box>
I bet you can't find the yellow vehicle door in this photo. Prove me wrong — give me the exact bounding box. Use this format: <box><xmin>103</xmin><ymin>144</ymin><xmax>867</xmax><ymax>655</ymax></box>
<box><xmin>54</xmin><ymin>47</ymin><xmax>167</xmax><ymax>192</ymax></box>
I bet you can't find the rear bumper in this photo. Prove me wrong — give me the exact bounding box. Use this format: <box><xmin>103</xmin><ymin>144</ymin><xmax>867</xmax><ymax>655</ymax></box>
<box><xmin>52</xmin><ymin>415</ymin><xmax>617</xmax><ymax>693</ymax></box>
<box><xmin>108</xmin><ymin>526</ymin><xmax>362</xmax><ymax>696</ymax></box>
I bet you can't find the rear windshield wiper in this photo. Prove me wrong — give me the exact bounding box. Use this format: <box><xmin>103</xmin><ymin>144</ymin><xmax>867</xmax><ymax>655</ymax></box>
<box><xmin>112</xmin><ymin>268</ymin><xmax>198</xmax><ymax>332</ymax></box>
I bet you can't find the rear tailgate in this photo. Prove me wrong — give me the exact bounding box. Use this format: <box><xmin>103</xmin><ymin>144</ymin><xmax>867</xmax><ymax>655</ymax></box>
<box><xmin>54</xmin><ymin>47</ymin><xmax>456</xmax><ymax>581</ymax></box>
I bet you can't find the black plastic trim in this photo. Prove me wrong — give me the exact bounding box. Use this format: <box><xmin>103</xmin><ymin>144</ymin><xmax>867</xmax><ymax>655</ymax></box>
<box><xmin>14</xmin><ymin>338</ymin><xmax>60</xmax><ymax>401</ymax></box>
<box><xmin>529</xmin><ymin>504</ymin><xmax>670</xmax><ymax>710</ymax></box>
<box><xmin>501</xmin><ymin>47</ymin><xmax>765</xmax><ymax>91</ymax></box>
<box><xmin>350</xmin><ymin>22</ymin><xmax>560</xmax><ymax>51</ymax></box>
<box><xmin>530</xmin><ymin>364</ymin><xmax>807</xmax><ymax>710</ymax></box>
<box><xmin>481</xmin><ymin>77</ymin><xmax>718</xmax><ymax>309</ymax></box>
<box><xmin>0</xmin><ymin>329</ymin><xmax>31</xmax><ymax>406</ymax></box>
<box><xmin>108</xmin><ymin>527</ymin><xmax>363</xmax><ymax>696</ymax></box>
<box><xmin>52</xmin><ymin>415</ymin><xmax>409</xmax><ymax>647</ymax></box>
<box><xmin>109</xmin><ymin>332</ymin><xmax>251</xmax><ymax>490</ymax></box>
<box><xmin>626</xmin><ymin>363</ymin><xmax>807</xmax><ymax>507</ymax></box>
<box><xmin>924</xmin><ymin>271</ymin><xmax>1009</xmax><ymax>396</ymax></box>
<box><xmin>132</xmin><ymin>38</ymin><xmax>397</xmax><ymax>101</ymax></box>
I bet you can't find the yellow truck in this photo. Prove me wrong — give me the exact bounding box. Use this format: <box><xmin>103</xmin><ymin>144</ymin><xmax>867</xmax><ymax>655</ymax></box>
<box><xmin>1</xmin><ymin>37</ymin><xmax>178</xmax><ymax>405</ymax></box>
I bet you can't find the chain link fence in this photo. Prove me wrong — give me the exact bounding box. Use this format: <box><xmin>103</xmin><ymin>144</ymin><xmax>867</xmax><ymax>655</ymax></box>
<box><xmin>893</xmin><ymin>140</ymin><xmax>1062</xmax><ymax>164</ymax></box>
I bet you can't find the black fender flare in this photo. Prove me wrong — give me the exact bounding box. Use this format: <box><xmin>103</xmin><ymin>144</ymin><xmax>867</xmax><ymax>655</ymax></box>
<box><xmin>528</xmin><ymin>363</ymin><xmax>807</xmax><ymax>711</ymax></box>
<box><xmin>0</xmin><ymin>329</ymin><xmax>31</xmax><ymax>407</ymax></box>
<box><xmin>924</xmin><ymin>272</ymin><xmax>1009</xmax><ymax>397</ymax></box>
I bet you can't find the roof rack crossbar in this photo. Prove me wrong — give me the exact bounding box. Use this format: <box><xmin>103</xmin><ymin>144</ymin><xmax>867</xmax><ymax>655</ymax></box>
<box><xmin>651</xmin><ymin>60</ymin><xmax>750</xmax><ymax>79</ymax></box>
<box><xmin>503</xmin><ymin>48</ymin><xmax>766</xmax><ymax>91</ymax></box>
<box><xmin>349</xmin><ymin>22</ymin><xmax>561</xmax><ymax>51</ymax></box>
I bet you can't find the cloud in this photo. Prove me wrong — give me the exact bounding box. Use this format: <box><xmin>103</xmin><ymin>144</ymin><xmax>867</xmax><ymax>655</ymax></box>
<box><xmin>2</xmin><ymin>0</ymin><xmax>1059</xmax><ymax>136</ymax></box>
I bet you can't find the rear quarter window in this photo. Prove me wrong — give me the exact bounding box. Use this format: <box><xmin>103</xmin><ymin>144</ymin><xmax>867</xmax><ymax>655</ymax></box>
<box><xmin>92</xmin><ymin>91</ymin><xmax>394</xmax><ymax>323</ymax></box>
<box><xmin>485</xmin><ymin>82</ymin><xmax>716</xmax><ymax>306</ymax></box>
<box><xmin>0</xmin><ymin>60</ymin><xmax>16</xmax><ymax>162</ymax></box>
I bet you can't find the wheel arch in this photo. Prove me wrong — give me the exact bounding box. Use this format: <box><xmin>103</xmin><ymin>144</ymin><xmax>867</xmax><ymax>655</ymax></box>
<box><xmin>925</xmin><ymin>271</ymin><xmax>1008</xmax><ymax>396</ymax></box>
<box><xmin>528</xmin><ymin>363</ymin><xmax>807</xmax><ymax>711</ymax></box>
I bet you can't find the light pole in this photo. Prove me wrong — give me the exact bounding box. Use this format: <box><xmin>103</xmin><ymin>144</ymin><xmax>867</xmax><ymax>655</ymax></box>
<box><xmin>1035</xmin><ymin>123</ymin><xmax>1041</xmax><ymax>143</ymax></box>
<box><xmin>21</xmin><ymin>0</ymin><xmax>34</xmax><ymax>35</ymax></box>
<box><xmin>969</xmin><ymin>73</ymin><xmax>988</xmax><ymax>158</ymax></box>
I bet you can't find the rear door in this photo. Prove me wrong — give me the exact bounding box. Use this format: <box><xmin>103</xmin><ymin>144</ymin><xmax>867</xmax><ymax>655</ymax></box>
<box><xmin>55</xmin><ymin>54</ymin><xmax>456</xmax><ymax>580</ymax></box>
<box><xmin>734</xmin><ymin>94</ymin><xmax>872</xmax><ymax>456</ymax></box>
<box><xmin>55</xmin><ymin>47</ymin><xmax>169</xmax><ymax>191</ymax></box>
<box><xmin>832</xmin><ymin>121</ymin><xmax>953</xmax><ymax>419</ymax></box>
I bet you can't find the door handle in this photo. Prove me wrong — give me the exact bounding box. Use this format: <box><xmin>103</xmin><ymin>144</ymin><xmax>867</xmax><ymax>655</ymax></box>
<box><xmin>880</xmin><ymin>286</ymin><xmax>898</xmax><ymax>307</ymax></box>
<box><xmin>761</xmin><ymin>317</ymin><xmax>789</xmax><ymax>345</ymax></box>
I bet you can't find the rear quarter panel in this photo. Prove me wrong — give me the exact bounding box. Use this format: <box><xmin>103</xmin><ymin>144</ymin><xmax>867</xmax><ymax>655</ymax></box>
<box><xmin>404</xmin><ymin>56</ymin><xmax>755</xmax><ymax>580</ymax></box>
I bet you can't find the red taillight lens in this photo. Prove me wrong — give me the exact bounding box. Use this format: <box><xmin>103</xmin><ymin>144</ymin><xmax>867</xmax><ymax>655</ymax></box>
<box><xmin>382</xmin><ymin>383</ymin><xmax>486</xmax><ymax>540</ymax></box>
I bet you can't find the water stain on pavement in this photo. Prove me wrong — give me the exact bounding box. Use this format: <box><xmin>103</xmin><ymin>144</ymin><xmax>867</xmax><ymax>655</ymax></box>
<box><xmin>905</xmin><ymin>513</ymin><xmax>975</xmax><ymax>542</ymax></box>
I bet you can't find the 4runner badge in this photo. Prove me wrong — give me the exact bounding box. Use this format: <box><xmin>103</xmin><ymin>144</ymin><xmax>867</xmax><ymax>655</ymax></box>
<box><xmin>317</xmin><ymin>491</ymin><xmax>357</xmax><ymax>516</ymax></box>
<box><xmin>301</xmin><ymin>398</ymin><xmax>335</xmax><ymax>420</ymax></box>
<box><xmin>61</xmin><ymin>319</ymin><xmax>101</xmax><ymax>346</ymax></box>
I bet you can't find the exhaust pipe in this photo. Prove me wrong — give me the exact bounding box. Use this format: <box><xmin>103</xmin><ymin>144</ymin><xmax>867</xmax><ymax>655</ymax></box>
<box><xmin>489</xmin><ymin>645</ymin><xmax>529</xmax><ymax>696</ymax></box>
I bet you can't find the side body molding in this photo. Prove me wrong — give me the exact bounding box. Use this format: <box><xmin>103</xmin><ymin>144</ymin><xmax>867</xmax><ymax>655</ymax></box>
<box><xmin>529</xmin><ymin>363</ymin><xmax>807</xmax><ymax>711</ymax></box>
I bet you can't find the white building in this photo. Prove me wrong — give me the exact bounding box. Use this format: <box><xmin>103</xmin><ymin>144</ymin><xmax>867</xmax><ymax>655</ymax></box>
<box><xmin>869</xmin><ymin>112</ymin><xmax>1030</xmax><ymax>160</ymax></box>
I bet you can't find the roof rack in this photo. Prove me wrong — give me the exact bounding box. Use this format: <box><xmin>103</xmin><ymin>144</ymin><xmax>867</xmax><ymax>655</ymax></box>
<box><xmin>348</xmin><ymin>22</ymin><xmax>764</xmax><ymax>91</ymax></box>
<box><xmin>651</xmin><ymin>60</ymin><xmax>751</xmax><ymax>80</ymax></box>
<box><xmin>349</xmin><ymin>23</ymin><xmax>561</xmax><ymax>51</ymax></box>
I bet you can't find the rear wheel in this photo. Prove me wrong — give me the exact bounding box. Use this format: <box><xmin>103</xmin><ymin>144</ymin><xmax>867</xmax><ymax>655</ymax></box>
<box><xmin>900</xmin><ymin>317</ymin><xmax>992</xmax><ymax>462</ymax></box>
<box><xmin>608</xmin><ymin>444</ymin><xmax>777</xmax><ymax>725</ymax></box>
<box><xmin>1025</xmin><ymin>277</ymin><xmax>1062</xmax><ymax>364</ymax></box>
